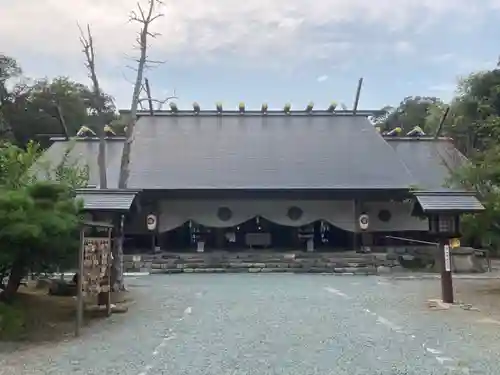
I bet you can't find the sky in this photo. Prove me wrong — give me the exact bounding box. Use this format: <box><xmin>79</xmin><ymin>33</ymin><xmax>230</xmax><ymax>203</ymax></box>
<box><xmin>1</xmin><ymin>0</ymin><xmax>499</xmax><ymax>111</ymax></box>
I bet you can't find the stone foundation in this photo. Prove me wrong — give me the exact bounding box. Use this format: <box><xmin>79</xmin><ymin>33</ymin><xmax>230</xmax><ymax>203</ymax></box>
<box><xmin>123</xmin><ymin>251</ymin><xmax>390</xmax><ymax>275</ymax></box>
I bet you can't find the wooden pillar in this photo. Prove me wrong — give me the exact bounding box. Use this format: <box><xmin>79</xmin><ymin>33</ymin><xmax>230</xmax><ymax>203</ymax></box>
<box><xmin>152</xmin><ymin>200</ymin><xmax>160</xmax><ymax>253</ymax></box>
<box><xmin>352</xmin><ymin>199</ymin><xmax>359</xmax><ymax>251</ymax></box>
<box><xmin>215</xmin><ymin>228</ymin><xmax>226</xmax><ymax>249</ymax></box>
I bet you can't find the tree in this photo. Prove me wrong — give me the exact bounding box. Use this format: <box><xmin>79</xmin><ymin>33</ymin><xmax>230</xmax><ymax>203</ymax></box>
<box><xmin>449</xmin><ymin>145</ymin><xmax>500</xmax><ymax>251</ymax></box>
<box><xmin>0</xmin><ymin>141</ymin><xmax>41</xmax><ymax>189</ymax></box>
<box><xmin>0</xmin><ymin>140</ymin><xmax>89</xmax><ymax>190</ymax></box>
<box><xmin>0</xmin><ymin>55</ymin><xmax>22</xmax><ymax>141</ymax></box>
<box><xmin>113</xmin><ymin>0</ymin><xmax>164</xmax><ymax>291</ymax></box>
<box><xmin>0</xmin><ymin>182</ymin><xmax>82</xmax><ymax>301</ymax></box>
<box><xmin>444</xmin><ymin>70</ymin><xmax>500</xmax><ymax>156</ymax></box>
<box><xmin>0</xmin><ymin>54</ymin><xmax>117</xmax><ymax>147</ymax></box>
<box><xmin>119</xmin><ymin>0</ymin><xmax>164</xmax><ymax>189</ymax></box>
<box><xmin>0</xmin><ymin>140</ymin><xmax>88</xmax><ymax>300</ymax></box>
<box><xmin>79</xmin><ymin>23</ymin><xmax>107</xmax><ymax>189</ymax></box>
<box><xmin>374</xmin><ymin>96</ymin><xmax>446</xmax><ymax>135</ymax></box>
<box><xmin>444</xmin><ymin>66</ymin><xmax>500</xmax><ymax>251</ymax></box>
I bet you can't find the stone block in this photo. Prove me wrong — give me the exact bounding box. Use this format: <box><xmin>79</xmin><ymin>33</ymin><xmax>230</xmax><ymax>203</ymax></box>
<box><xmin>265</xmin><ymin>263</ymin><xmax>289</xmax><ymax>268</ymax></box>
<box><xmin>354</xmin><ymin>268</ymin><xmax>377</xmax><ymax>275</ymax></box>
<box><xmin>183</xmin><ymin>268</ymin><xmax>194</xmax><ymax>273</ymax></box>
<box><xmin>307</xmin><ymin>267</ymin><xmax>331</xmax><ymax>273</ymax></box>
<box><xmin>228</xmin><ymin>268</ymin><xmax>249</xmax><ymax>273</ymax></box>
<box><xmin>250</xmin><ymin>263</ymin><xmax>266</xmax><ymax>268</ymax></box>
<box><xmin>248</xmin><ymin>268</ymin><xmax>262</xmax><ymax>273</ymax></box>
<box><xmin>151</xmin><ymin>268</ymin><xmax>182</xmax><ymax>274</ymax></box>
<box><xmin>229</xmin><ymin>262</ymin><xmax>251</xmax><ymax>268</ymax></box>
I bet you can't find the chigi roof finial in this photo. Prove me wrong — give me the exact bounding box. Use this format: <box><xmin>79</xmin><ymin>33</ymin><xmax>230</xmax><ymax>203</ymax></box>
<box><xmin>216</xmin><ymin>102</ymin><xmax>223</xmax><ymax>113</ymax></box>
<box><xmin>193</xmin><ymin>102</ymin><xmax>200</xmax><ymax>114</ymax></box>
<box><xmin>283</xmin><ymin>103</ymin><xmax>291</xmax><ymax>114</ymax></box>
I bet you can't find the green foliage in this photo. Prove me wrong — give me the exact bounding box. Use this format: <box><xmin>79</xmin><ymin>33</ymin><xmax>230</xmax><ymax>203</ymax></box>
<box><xmin>0</xmin><ymin>134</ymin><xmax>88</xmax><ymax>299</ymax></box>
<box><xmin>449</xmin><ymin>145</ymin><xmax>500</xmax><ymax>250</ymax></box>
<box><xmin>373</xmin><ymin>96</ymin><xmax>446</xmax><ymax>135</ymax></box>
<box><xmin>0</xmin><ymin>182</ymin><xmax>82</xmax><ymax>283</ymax></box>
<box><xmin>0</xmin><ymin>141</ymin><xmax>42</xmax><ymax>188</ymax></box>
<box><xmin>0</xmin><ymin>140</ymin><xmax>89</xmax><ymax>190</ymax></box>
<box><xmin>40</xmin><ymin>139</ymin><xmax>90</xmax><ymax>189</ymax></box>
<box><xmin>0</xmin><ymin>55</ymin><xmax>118</xmax><ymax>147</ymax></box>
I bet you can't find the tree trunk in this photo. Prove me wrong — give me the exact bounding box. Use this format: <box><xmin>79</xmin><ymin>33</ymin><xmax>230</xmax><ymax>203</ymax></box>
<box><xmin>97</xmin><ymin>112</ymin><xmax>107</xmax><ymax>189</ymax></box>
<box><xmin>111</xmin><ymin>214</ymin><xmax>126</xmax><ymax>291</ymax></box>
<box><xmin>115</xmin><ymin>13</ymin><xmax>149</xmax><ymax>291</ymax></box>
<box><xmin>1</xmin><ymin>260</ymin><xmax>24</xmax><ymax>302</ymax></box>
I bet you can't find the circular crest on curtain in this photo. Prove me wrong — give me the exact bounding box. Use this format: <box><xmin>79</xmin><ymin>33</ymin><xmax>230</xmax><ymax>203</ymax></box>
<box><xmin>378</xmin><ymin>209</ymin><xmax>392</xmax><ymax>222</ymax></box>
<box><xmin>217</xmin><ymin>207</ymin><xmax>233</xmax><ymax>221</ymax></box>
<box><xmin>287</xmin><ymin>206</ymin><xmax>303</xmax><ymax>221</ymax></box>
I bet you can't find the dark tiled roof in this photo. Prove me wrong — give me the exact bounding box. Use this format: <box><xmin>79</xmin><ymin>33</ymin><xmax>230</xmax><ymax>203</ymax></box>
<box><xmin>127</xmin><ymin>114</ymin><xmax>415</xmax><ymax>190</ymax></box>
<box><xmin>35</xmin><ymin>138</ymin><xmax>124</xmax><ymax>188</ymax></box>
<box><xmin>386</xmin><ymin>137</ymin><xmax>468</xmax><ymax>192</ymax></box>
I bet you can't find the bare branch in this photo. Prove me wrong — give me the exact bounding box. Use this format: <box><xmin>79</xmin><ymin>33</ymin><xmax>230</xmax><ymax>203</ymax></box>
<box><xmin>137</xmin><ymin>95</ymin><xmax>178</xmax><ymax>110</ymax></box>
<box><xmin>78</xmin><ymin>23</ymin><xmax>103</xmax><ymax>111</ymax></box>
<box><xmin>121</xmin><ymin>71</ymin><xmax>136</xmax><ymax>85</ymax></box>
<box><xmin>144</xmin><ymin>59</ymin><xmax>167</xmax><ymax>65</ymax></box>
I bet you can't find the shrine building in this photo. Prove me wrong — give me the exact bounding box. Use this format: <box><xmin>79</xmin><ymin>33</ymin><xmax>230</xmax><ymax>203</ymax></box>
<box><xmin>38</xmin><ymin>105</ymin><xmax>484</xmax><ymax>252</ymax></box>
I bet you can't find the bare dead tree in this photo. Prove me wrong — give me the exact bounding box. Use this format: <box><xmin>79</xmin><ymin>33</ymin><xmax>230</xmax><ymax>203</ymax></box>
<box><xmin>112</xmin><ymin>0</ymin><xmax>165</xmax><ymax>291</ymax></box>
<box><xmin>79</xmin><ymin>23</ymin><xmax>107</xmax><ymax>189</ymax></box>
<box><xmin>118</xmin><ymin>0</ymin><xmax>164</xmax><ymax>189</ymax></box>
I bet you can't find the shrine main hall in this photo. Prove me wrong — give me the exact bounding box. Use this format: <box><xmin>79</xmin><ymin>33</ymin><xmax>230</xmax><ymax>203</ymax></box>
<box><xmin>40</xmin><ymin>105</ymin><xmax>483</xmax><ymax>252</ymax></box>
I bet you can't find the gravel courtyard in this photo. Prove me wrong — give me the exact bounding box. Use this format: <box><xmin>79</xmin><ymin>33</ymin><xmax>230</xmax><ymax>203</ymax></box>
<box><xmin>1</xmin><ymin>274</ymin><xmax>500</xmax><ymax>375</ymax></box>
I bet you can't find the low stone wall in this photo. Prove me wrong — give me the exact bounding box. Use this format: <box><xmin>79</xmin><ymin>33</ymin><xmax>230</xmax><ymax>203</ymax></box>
<box><xmin>123</xmin><ymin>252</ymin><xmax>385</xmax><ymax>275</ymax></box>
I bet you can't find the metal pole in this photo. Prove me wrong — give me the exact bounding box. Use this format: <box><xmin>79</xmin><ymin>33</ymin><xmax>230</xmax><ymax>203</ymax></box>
<box><xmin>385</xmin><ymin>235</ymin><xmax>438</xmax><ymax>246</ymax></box>
<box><xmin>76</xmin><ymin>229</ymin><xmax>85</xmax><ymax>337</ymax></box>
<box><xmin>440</xmin><ymin>239</ymin><xmax>454</xmax><ymax>303</ymax></box>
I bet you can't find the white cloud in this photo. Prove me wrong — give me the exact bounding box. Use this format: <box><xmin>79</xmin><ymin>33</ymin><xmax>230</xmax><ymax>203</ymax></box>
<box><xmin>0</xmin><ymin>0</ymin><xmax>496</xmax><ymax>107</ymax></box>
<box><xmin>317</xmin><ymin>75</ymin><xmax>328</xmax><ymax>82</ymax></box>
<box><xmin>394</xmin><ymin>41</ymin><xmax>414</xmax><ymax>55</ymax></box>
<box><xmin>0</xmin><ymin>0</ymin><xmax>491</xmax><ymax>64</ymax></box>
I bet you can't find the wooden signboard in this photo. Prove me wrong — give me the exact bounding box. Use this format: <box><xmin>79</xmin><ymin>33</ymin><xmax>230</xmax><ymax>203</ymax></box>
<box><xmin>82</xmin><ymin>237</ymin><xmax>111</xmax><ymax>295</ymax></box>
<box><xmin>76</xmin><ymin>221</ymin><xmax>113</xmax><ymax>337</ymax></box>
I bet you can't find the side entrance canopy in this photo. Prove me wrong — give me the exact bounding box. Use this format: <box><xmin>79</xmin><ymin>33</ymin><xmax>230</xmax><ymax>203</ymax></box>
<box><xmin>75</xmin><ymin>189</ymin><xmax>140</xmax><ymax>212</ymax></box>
<box><xmin>413</xmin><ymin>191</ymin><xmax>485</xmax><ymax>214</ymax></box>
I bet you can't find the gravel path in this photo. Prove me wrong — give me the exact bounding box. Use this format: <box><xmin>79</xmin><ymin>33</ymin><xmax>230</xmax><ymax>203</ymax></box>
<box><xmin>1</xmin><ymin>274</ymin><xmax>499</xmax><ymax>374</ymax></box>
